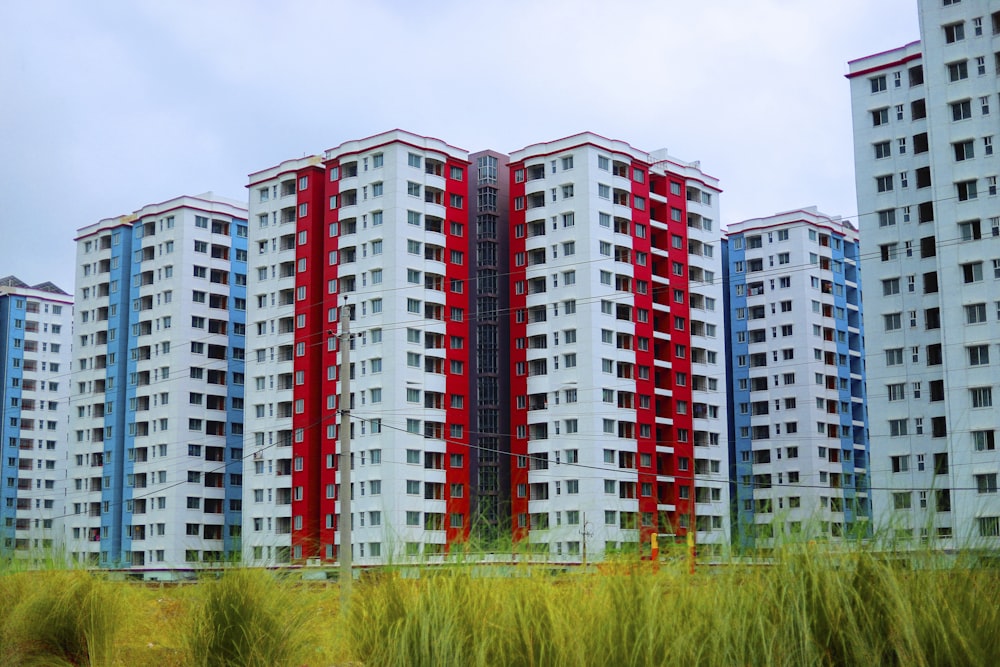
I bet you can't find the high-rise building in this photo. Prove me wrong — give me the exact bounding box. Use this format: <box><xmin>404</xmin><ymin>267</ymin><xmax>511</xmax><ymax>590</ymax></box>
<box><xmin>245</xmin><ymin>131</ymin><xmax>474</xmax><ymax>565</ymax></box>
<box><xmin>244</xmin><ymin>156</ymin><xmax>325</xmax><ymax>566</ymax></box>
<box><xmin>507</xmin><ymin>134</ymin><xmax>729</xmax><ymax>557</ymax></box>
<box><xmin>0</xmin><ymin>276</ymin><xmax>72</xmax><ymax>560</ymax></box>
<box><xmin>849</xmin><ymin>0</ymin><xmax>1000</xmax><ymax>545</ymax></box>
<box><xmin>66</xmin><ymin>194</ymin><xmax>248</xmax><ymax>572</ymax></box>
<box><xmin>723</xmin><ymin>208</ymin><xmax>869</xmax><ymax>547</ymax></box>
<box><xmin>245</xmin><ymin>130</ymin><xmax>728</xmax><ymax>564</ymax></box>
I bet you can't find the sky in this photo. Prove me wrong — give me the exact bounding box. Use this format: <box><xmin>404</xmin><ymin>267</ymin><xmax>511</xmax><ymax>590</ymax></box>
<box><xmin>0</xmin><ymin>0</ymin><xmax>920</xmax><ymax>293</ymax></box>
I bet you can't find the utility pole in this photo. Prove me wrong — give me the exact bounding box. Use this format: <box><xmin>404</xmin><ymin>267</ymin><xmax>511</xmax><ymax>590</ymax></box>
<box><xmin>338</xmin><ymin>301</ymin><xmax>352</xmax><ymax>608</ymax></box>
<box><xmin>688</xmin><ymin>491</ymin><xmax>696</xmax><ymax>576</ymax></box>
<box><xmin>580</xmin><ymin>512</ymin><xmax>593</xmax><ymax>569</ymax></box>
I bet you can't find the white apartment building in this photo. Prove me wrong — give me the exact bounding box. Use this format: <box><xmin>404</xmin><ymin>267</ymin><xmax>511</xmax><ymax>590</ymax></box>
<box><xmin>245</xmin><ymin>132</ymin><xmax>474</xmax><ymax>565</ymax></box>
<box><xmin>0</xmin><ymin>277</ymin><xmax>72</xmax><ymax>560</ymax></box>
<box><xmin>671</xmin><ymin>152</ymin><xmax>730</xmax><ymax>551</ymax></box>
<box><xmin>508</xmin><ymin>134</ymin><xmax>729</xmax><ymax>557</ymax></box>
<box><xmin>850</xmin><ymin>0</ymin><xmax>1000</xmax><ymax>545</ymax></box>
<box><xmin>66</xmin><ymin>194</ymin><xmax>248</xmax><ymax>572</ymax></box>
<box><xmin>244</xmin><ymin>155</ymin><xmax>320</xmax><ymax>565</ymax></box>
<box><xmin>725</xmin><ymin>209</ymin><xmax>869</xmax><ymax>547</ymax></box>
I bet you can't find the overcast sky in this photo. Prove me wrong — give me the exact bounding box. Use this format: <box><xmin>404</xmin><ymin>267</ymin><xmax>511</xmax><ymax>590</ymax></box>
<box><xmin>1</xmin><ymin>0</ymin><xmax>919</xmax><ymax>293</ymax></box>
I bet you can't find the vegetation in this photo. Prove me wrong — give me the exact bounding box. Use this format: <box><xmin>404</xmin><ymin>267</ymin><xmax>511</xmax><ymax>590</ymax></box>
<box><xmin>183</xmin><ymin>568</ymin><xmax>319</xmax><ymax>667</ymax></box>
<box><xmin>0</xmin><ymin>569</ymin><xmax>126</xmax><ymax>666</ymax></box>
<box><xmin>1</xmin><ymin>544</ymin><xmax>1000</xmax><ymax>666</ymax></box>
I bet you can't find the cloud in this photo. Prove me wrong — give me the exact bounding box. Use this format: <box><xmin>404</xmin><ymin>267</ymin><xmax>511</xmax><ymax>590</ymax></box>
<box><xmin>0</xmin><ymin>0</ymin><xmax>917</xmax><ymax>290</ymax></box>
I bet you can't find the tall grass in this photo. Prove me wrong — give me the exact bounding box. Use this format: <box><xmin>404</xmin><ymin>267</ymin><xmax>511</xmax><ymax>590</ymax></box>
<box><xmin>183</xmin><ymin>567</ymin><xmax>316</xmax><ymax>667</ymax></box>
<box><xmin>0</xmin><ymin>570</ymin><xmax>127</xmax><ymax>666</ymax></box>
<box><xmin>2</xmin><ymin>544</ymin><xmax>1000</xmax><ymax>666</ymax></box>
<box><xmin>349</xmin><ymin>545</ymin><xmax>1000</xmax><ymax>666</ymax></box>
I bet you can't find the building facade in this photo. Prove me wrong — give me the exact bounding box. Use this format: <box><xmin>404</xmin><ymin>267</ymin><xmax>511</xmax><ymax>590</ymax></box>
<box><xmin>466</xmin><ymin>150</ymin><xmax>512</xmax><ymax>543</ymax></box>
<box><xmin>724</xmin><ymin>209</ymin><xmax>869</xmax><ymax>548</ymax></box>
<box><xmin>849</xmin><ymin>0</ymin><xmax>1000</xmax><ymax>545</ymax></box>
<box><xmin>0</xmin><ymin>277</ymin><xmax>72</xmax><ymax>560</ymax></box>
<box><xmin>66</xmin><ymin>194</ymin><xmax>247</xmax><ymax>571</ymax></box>
<box><xmin>506</xmin><ymin>134</ymin><xmax>729</xmax><ymax>558</ymax></box>
<box><xmin>245</xmin><ymin>131</ymin><xmax>475</xmax><ymax>565</ymax></box>
<box><xmin>245</xmin><ymin>130</ymin><xmax>729</xmax><ymax>564</ymax></box>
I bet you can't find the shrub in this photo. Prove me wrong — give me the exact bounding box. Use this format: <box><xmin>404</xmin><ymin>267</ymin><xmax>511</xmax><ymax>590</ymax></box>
<box><xmin>1</xmin><ymin>570</ymin><xmax>125</xmax><ymax>666</ymax></box>
<box><xmin>184</xmin><ymin>568</ymin><xmax>313</xmax><ymax>667</ymax></box>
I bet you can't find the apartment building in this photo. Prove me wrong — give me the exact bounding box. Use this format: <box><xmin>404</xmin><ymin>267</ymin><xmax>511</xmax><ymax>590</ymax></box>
<box><xmin>243</xmin><ymin>156</ymin><xmax>324</xmax><ymax>565</ymax></box>
<box><xmin>244</xmin><ymin>130</ymin><xmax>728</xmax><ymax>564</ymax></box>
<box><xmin>849</xmin><ymin>0</ymin><xmax>1000</xmax><ymax>545</ymax></box>
<box><xmin>508</xmin><ymin>134</ymin><xmax>729</xmax><ymax>558</ymax></box>
<box><xmin>245</xmin><ymin>131</ymin><xmax>474</xmax><ymax>565</ymax></box>
<box><xmin>66</xmin><ymin>194</ymin><xmax>247</xmax><ymax>572</ymax></box>
<box><xmin>0</xmin><ymin>277</ymin><xmax>72</xmax><ymax>559</ymax></box>
<box><xmin>724</xmin><ymin>209</ymin><xmax>869</xmax><ymax>548</ymax></box>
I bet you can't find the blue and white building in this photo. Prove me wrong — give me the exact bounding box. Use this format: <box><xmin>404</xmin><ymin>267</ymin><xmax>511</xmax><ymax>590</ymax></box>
<box><xmin>66</xmin><ymin>194</ymin><xmax>248</xmax><ymax>572</ymax></box>
<box><xmin>724</xmin><ymin>208</ymin><xmax>870</xmax><ymax>547</ymax></box>
<box><xmin>0</xmin><ymin>276</ymin><xmax>72</xmax><ymax>560</ymax></box>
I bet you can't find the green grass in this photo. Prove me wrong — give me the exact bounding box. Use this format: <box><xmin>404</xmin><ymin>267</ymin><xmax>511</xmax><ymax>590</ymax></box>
<box><xmin>2</xmin><ymin>544</ymin><xmax>1000</xmax><ymax>666</ymax></box>
<box><xmin>0</xmin><ymin>569</ymin><xmax>127</xmax><ymax>666</ymax></box>
<box><xmin>349</xmin><ymin>546</ymin><xmax>1000</xmax><ymax>667</ymax></box>
<box><xmin>183</xmin><ymin>568</ymin><xmax>318</xmax><ymax>667</ymax></box>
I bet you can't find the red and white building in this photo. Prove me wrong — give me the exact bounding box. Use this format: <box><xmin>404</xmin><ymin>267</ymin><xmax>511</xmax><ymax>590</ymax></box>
<box><xmin>508</xmin><ymin>134</ymin><xmax>728</xmax><ymax>557</ymax></box>
<box><xmin>244</xmin><ymin>130</ymin><xmax>728</xmax><ymax>565</ymax></box>
<box><xmin>245</xmin><ymin>131</ymin><xmax>472</xmax><ymax>564</ymax></box>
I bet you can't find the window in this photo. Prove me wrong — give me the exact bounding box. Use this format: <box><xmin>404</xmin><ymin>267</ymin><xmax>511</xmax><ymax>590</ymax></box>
<box><xmin>870</xmin><ymin>75</ymin><xmax>887</xmax><ymax>93</ymax></box>
<box><xmin>978</xmin><ymin>474</ymin><xmax>999</xmax><ymax>494</ymax></box>
<box><xmin>966</xmin><ymin>303</ymin><xmax>987</xmax><ymax>324</ymax></box>
<box><xmin>876</xmin><ymin>175</ymin><xmax>893</xmax><ymax>192</ymax></box>
<box><xmin>979</xmin><ymin>517</ymin><xmax>1000</xmax><ymax>538</ymax></box>
<box><xmin>944</xmin><ymin>22</ymin><xmax>965</xmax><ymax>43</ymax></box>
<box><xmin>960</xmin><ymin>220</ymin><xmax>983</xmax><ymax>241</ymax></box>
<box><xmin>963</xmin><ymin>262</ymin><xmax>983</xmax><ymax>282</ymax></box>
<box><xmin>971</xmin><ymin>386</ymin><xmax>993</xmax><ymax>408</ymax></box>
<box><xmin>957</xmin><ymin>179</ymin><xmax>978</xmax><ymax>200</ymax></box>
<box><xmin>872</xmin><ymin>108</ymin><xmax>889</xmax><ymax>126</ymax></box>
<box><xmin>969</xmin><ymin>345</ymin><xmax>991</xmax><ymax>366</ymax></box>
<box><xmin>954</xmin><ymin>140</ymin><xmax>975</xmax><ymax>161</ymax></box>
<box><xmin>952</xmin><ymin>99</ymin><xmax>972</xmax><ymax>121</ymax></box>
<box><xmin>974</xmin><ymin>430</ymin><xmax>996</xmax><ymax>451</ymax></box>
<box><xmin>884</xmin><ymin>313</ymin><xmax>902</xmax><ymax>331</ymax></box>
<box><xmin>884</xmin><ymin>382</ymin><xmax>907</xmax><ymax>404</ymax></box>
<box><xmin>948</xmin><ymin>60</ymin><xmax>969</xmax><ymax>82</ymax></box>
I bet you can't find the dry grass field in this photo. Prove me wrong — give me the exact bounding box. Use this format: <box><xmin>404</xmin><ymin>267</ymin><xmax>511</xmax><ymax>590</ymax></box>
<box><xmin>2</xmin><ymin>544</ymin><xmax>999</xmax><ymax>666</ymax></box>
